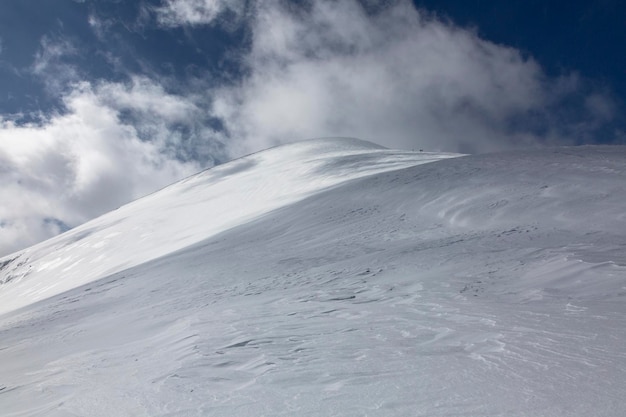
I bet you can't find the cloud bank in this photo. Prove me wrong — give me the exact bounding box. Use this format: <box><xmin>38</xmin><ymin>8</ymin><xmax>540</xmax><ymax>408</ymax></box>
<box><xmin>0</xmin><ymin>79</ymin><xmax>219</xmax><ymax>255</ymax></box>
<box><xmin>213</xmin><ymin>0</ymin><xmax>614</xmax><ymax>154</ymax></box>
<box><xmin>0</xmin><ymin>0</ymin><xmax>618</xmax><ymax>256</ymax></box>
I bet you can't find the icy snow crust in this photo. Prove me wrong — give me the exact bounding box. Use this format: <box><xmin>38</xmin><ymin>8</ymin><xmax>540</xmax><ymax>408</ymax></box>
<box><xmin>2</xmin><ymin>140</ymin><xmax>626</xmax><ymax>416</ymax></box>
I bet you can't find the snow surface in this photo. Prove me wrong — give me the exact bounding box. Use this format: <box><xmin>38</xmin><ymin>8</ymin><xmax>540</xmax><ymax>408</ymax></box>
<box><xmin>1</xmin><ymin>139</ymin><xmax>626</xmax><ymax>416</ymax></box>
<box><xmin>0</xmin><ymin>138</ymin><xmax>456</xmax><ymax>315</ymax></box>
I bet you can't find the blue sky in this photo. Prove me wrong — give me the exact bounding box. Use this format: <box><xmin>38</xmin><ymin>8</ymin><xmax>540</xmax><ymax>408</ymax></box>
<box><xmin>417</xmin><ymin>0</ymin><xmax>625</xmax><ymax>92</ymax></box>
<box><xmin>0</xmin><ymin>0</ymin><xmax>625</xmax><ymax>255</ymax></box>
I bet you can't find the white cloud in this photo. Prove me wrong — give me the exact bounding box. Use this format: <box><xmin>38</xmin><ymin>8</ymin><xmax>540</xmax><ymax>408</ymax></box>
<box><xmin>212</xmin><ymin>0</ymin><xmax>615</xmax><ymax>155</ymax></box>
<box><xmin>0</xmin><ymin>79</ymin><xmax>223</xmax><ymax>256</ymax></box>
<box><xmin>155</xmin><ymin>0</ymin><xmax>245</xmax><ymax>27</ymax></box>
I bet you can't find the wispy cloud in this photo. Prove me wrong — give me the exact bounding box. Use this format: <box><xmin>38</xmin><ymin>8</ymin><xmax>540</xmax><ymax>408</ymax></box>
<box><xmin>154</xmin><ymin>0</ymin><xmax>246</xmax><ymax>27</ymax></box>
<box><xmin>31</xmin><ymin>36</ymin><xmax>81</xmax><ymax>90</ymax></box>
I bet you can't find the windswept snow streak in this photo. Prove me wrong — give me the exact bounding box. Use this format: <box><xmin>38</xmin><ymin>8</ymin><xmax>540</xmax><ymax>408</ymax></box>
<box><xmin>0</xmin><ymin>138</ymin><xmax>457</xmax><ymax>314</ymax></box>
<box><xmin>1</xmin><ymin>142</ymin><xmax>626</xmax><ymax>416</ymax></box>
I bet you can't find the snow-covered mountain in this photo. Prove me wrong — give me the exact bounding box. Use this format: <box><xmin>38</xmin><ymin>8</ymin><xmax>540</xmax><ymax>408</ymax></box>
<box><xmin>1</xmin><ymin>138</ymin><xmax>625</xmax><ymax>416</ymax></box>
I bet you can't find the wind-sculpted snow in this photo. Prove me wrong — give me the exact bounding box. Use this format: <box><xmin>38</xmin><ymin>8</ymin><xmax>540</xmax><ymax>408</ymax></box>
<box><xmin>1</xmin><ymin>141</ymin><xmax>626</xmax><ymax>416</ymax></box>
<box><xmin>0</xmin><ymin>138</ymin><xmax>457</xmax><ymax>315</ymax></box>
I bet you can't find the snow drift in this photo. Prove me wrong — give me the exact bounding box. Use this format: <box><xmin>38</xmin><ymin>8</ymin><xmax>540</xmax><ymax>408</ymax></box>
<box><xmin>1</xmin><ymin>139</ymin><xmax>625</xmax><ymax>416</ymax></box>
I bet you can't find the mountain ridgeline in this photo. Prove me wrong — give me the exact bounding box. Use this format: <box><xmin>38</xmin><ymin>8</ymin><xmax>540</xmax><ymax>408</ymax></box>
<box><xmin>1</xmin><ymin>139</ymin><xmax>625</xmax><ymax>416</ymax></box>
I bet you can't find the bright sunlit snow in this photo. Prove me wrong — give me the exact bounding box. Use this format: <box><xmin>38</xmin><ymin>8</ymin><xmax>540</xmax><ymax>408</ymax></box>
<box><xmin>1</xmin><ymin>138</ymin><xmax>626</xmax><ymax>416</ymax></box>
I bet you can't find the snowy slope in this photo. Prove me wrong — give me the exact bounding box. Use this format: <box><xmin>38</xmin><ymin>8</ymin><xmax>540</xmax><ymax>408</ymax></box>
<box><xmin>1</xmin><ymin>140</ymin><xmax>626</xmax><ymax>416</ymax></box>
<box><xmin>0</xmin><ymin>138</ymin><xmax>457</xmax><ymax>315</ymax></box>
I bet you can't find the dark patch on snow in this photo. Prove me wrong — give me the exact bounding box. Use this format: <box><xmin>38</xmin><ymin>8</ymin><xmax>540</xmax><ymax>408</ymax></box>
<box><xmin>0</xmin><ymin>257</ymin><xmax>17</xmax><ymax>271</ymax></box>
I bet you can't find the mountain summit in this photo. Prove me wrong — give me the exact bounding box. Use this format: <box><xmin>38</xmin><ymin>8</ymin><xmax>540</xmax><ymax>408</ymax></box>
<box><xmin>0</xmin><ymin>138</ymin><xmax>457</xmax><ymax>314</ymax></box>
<box><xmin>1</xmin><ymin>139</ymin><xmax>626</xmax><ymax>416</ymax></box>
